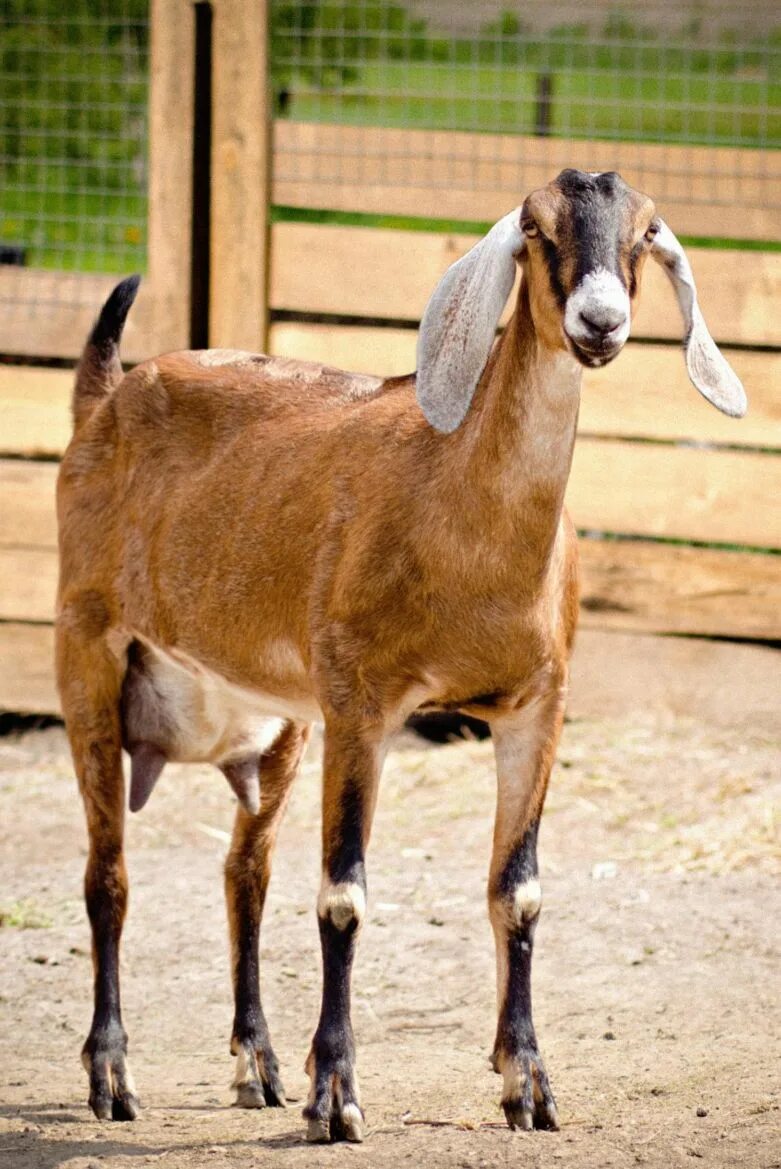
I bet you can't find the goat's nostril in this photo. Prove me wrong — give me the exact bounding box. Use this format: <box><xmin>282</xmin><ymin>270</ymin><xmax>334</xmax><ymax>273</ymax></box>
<box><xmin>578</xmin><ymin>309</ymin><xmax>625</xmax><ymax>337</ymax></box>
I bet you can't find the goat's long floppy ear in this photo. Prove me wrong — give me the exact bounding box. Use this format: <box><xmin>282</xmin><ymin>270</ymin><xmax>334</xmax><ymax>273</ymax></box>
<box><xmin>416</xmin><ymin>209</ymin><xmax>526</xmax><ymax>433</ymax></box>
<box><xmin>650</xmin><ymin>219</ymin><xmax>747</xmax><ymax>417</ymax></box>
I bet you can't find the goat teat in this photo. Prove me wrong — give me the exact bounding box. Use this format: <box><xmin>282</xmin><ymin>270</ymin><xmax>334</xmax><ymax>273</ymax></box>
<box><xmin>120</xmin><ymin>639</ymin><xmax>279</xmax><ymax>815</ymax></box>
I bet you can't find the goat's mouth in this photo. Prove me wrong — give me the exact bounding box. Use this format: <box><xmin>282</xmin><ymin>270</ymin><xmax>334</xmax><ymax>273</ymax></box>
<box><xmin>564</xmin><ymin>332</ymin><xmax>625</xmax><ymax>369</ymax></box>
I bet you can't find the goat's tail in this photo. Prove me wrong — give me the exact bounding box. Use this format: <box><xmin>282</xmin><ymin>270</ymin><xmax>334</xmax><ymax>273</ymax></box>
<box><xmin>72</xmin><ymin>274</ymin><xmax>141</xmax><ymax>432</ymax></box>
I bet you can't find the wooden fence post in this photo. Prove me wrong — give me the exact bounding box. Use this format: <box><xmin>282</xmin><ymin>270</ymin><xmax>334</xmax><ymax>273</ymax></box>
<box><xmin>148</xmin><ymin>0</ymin><xmax>195</xmax><ymax>355</ymax></box>
<box><xmin>210</xmin><ymin>0</ymin><xmax>271</xmax><ymax>351</ymax></box>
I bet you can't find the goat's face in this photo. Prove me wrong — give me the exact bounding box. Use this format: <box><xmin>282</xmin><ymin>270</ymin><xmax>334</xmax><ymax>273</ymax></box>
<box><xmin>416</xmin><ymin>172</ymin><xmax>746</xmax><ymax>433</ymax></box>
<box><xmin>521</xmin><ymin>169</ymin><xmax>655</xmax><ymax>367</ymax></box>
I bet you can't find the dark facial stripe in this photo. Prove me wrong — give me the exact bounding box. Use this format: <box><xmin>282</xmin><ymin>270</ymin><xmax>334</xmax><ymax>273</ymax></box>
<box><xmin>554</xmin><ymin>169</ymin><xmax>628</xmax><ymax>285</ymax></box>
<box><xmin>540</xmin><ymin>235</ymin><xmax>567</xmax><ymax>309</ymax></box>
<box><xmin>627</xmin><ymin>239</ymin><xmax>645</xmax><ymax>298</ymax></box>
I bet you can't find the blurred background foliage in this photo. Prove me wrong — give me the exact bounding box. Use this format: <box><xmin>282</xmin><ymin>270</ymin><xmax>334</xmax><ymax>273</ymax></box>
<box><xmin>1</xmin><ymin>1</ymin><xmax>778</xmax><ymax>270</ymax></box>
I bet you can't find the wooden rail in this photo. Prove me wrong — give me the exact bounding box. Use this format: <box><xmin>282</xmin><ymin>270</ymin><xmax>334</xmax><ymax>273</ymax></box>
<box><xmin>269</xmin><ymin>222</ymin><xmax>781</xmax><ymax>348</ymax></box>
<box><xmin>3</xmin><ymin>230</ymin><xmax>778</xmax><ymax>361</ymax></box>
<box><xmin>274</xmin><ymin>121</ymin><xmax>781</xmax><ymax>242</ymax></box>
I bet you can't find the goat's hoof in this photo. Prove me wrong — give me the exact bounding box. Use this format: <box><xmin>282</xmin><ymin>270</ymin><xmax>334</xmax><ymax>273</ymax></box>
<box><xmin>303</xmin><ymin>1071</ymin><xmax>365</xmax><ymax>1145</ymax></box>
<box><xmin>235</xmin><ymin>1082</ymin><xmax>267</xmax><ymax>1109</ymax></box>
<box><xmin>305</xmin><ymin>1102</ymin><xmax>364</xmax><ymax>1144</ymax></box>
<box><xmin>331</xmin><ymin>1101</ymin><xmax>365</xmax><ymax>1143</ymax></box>
<box><xmin>305</xmin><ymin>1116</ymin><xmax>331</xmax><ymax>1143</ymax></box>
<box><xmin>232</xmin><ymin>1039</ymin><xmax>286</xmax><ymax>1108</ymax></box>
<box><xmin>82</xmin><ymin>1038</ymin><xmax>140</xmax><ymax>1122</ymax></box>
<box><xmin>496</xmin><ymin>1048</ymin><xmax>559</xmax><ymax>1133</ymax></box>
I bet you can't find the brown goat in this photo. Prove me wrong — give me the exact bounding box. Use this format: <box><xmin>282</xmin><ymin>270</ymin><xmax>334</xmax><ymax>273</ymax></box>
<box><xmin>56</xmin><ymin>169</ymin><xmax>745</xmax><ymax>1141</ymax></box>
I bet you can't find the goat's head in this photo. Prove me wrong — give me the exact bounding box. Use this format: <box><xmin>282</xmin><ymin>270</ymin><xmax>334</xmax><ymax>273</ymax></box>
<box><xmin>416</xmin><ymin>169</ymin><xmax>746</xmax><ymax>433</ymax></box>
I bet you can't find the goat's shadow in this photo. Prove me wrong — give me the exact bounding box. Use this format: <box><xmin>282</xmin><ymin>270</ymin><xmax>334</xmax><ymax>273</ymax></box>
<box><xmin>0</xmin><ymin>1103</ymin><xmax>309</xmax><ymax>1167</ymax></box>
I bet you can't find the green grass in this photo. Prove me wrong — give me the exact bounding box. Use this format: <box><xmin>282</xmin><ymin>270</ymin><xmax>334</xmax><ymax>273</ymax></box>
<box><xmin>288</xmin><ymin>60</ymin><xmax>780</xmax><ymax>146</ymax></box>
<box><xmin>270</xmin><ymin>205</ymin><xmax>781</xmax><ymax>253</ymax></box>
<box><xmin>0</xmin><ymin>899</ymin><xmax>52</xmax><ymax>929</ymax></box>
<box><xmin>1</xmin><ymin>187</ymin><xmax>146</xmax><ymax>272</ymax></box>
<box><xmin>2</xmin><ymin>58</ymin><xmax>778</xmax><ymax>274</ymax></box>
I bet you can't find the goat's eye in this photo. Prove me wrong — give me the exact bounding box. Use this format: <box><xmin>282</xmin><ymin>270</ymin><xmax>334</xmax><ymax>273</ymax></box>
<box><xmin>644</xmin><ymin>223</ymin><xmax>660</xmax><ymax>242</ymax></box>
<box><xmin>522</xmin><ymin>220</ymin><xmax>539</xmax><ymax>238</ymax></box>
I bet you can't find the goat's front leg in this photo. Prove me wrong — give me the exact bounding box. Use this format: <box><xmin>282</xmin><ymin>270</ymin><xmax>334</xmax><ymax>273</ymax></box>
<box><xmin>304</xmin><ymin>722</ymin><xmax>382</xmax><ymax>1144</ymax></box>
<box><xmin>488</xmin><ymin>696</ymin><xmax>564</xmax><ymax>1132</ymax></box>
<box><xmin>225</xmin><ymin>722</ymin><xmax>310</xmax><ymax>1109</ymax></box>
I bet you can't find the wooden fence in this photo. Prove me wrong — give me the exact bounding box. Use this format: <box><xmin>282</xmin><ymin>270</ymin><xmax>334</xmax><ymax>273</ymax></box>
<box><xmin>0</xmin><ymin>0</ymin><xmax>779</xmax><ymax>715</ymax></box>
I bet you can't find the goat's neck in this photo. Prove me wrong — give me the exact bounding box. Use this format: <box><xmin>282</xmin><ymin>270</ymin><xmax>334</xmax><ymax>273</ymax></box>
<box><xmin>450</xmin><ymin>294</ymin><xmax>582</xmax><ymax>559</ymax></box>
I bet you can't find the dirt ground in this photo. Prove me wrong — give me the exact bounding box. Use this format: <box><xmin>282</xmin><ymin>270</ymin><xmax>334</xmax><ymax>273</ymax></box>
<box><xmin>1</xmin><ymin>708</ymin><xmax>779</xmax><ymax>1169</ymax></box>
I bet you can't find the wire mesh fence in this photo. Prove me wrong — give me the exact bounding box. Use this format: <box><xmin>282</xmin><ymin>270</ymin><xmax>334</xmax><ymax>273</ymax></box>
<box><xmin>0</xmin><ymin>0</ymin><xmax>778</xmax><ymax>314</ymax></box>
<box><xmin>272</xmin><ymin>0</ymin><xmax>780</xmax><ymax>229</ymax></box>
<box><xmin>0</xmin><ymin>0</ymin><xmax>149</xmax><ymax>276</ymax></box>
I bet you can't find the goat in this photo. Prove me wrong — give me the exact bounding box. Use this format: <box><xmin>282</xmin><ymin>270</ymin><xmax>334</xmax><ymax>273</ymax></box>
<box><xmin>56</xmin><ymin>168</ymin><xmax>745</xmax><ymax>1141</ymax></box>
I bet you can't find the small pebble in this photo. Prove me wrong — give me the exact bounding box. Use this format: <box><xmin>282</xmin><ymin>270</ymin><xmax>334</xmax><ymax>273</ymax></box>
<box><xmin>696</xmin><ymin>1107</ymin><xmax>708</xmax><ymax>1117</ymax></box>
<box><xmin>603</xmin><ymin>1031</ymin><xmax>616</xmax><ymax>1041</ymax></box>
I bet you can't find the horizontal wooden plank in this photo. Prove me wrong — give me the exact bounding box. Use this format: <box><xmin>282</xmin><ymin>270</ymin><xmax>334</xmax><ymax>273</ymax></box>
<box><xmin>274</xmin><ymin>121</ymin><xmax>781</xmax><ymax>243</ymax></box>
<box><xmin>568</xmin><ymin>629</ymin><xmax>781</xmax><ymax>733</ymax></box>
<box><xmin>0</xmin><ymin>548</ymin><xmax>57</xmax><ymax>623</ymax></box>
<box><xmin>0</xmin><ymin>460</ymin><xmax>58</xmax><ymax>550</ymax></box>
<box><xmin>0</xmin><ymin>623</ymin><xmax>57</xmax><ymax>715</ymax></box>
<box><xmin>269</xmin><ymin>325</ymin><xmax>781</xmax><ymax>448</ymax></box>
<box><xmin>0</xmin><ymin>366</ymin><xmax>73</xmax><ymax>457</ymax></box>
<box><xmin>3</xmin><ymin>343</ymin><xmax>778</xmax><ymax>461</ymax></box>
<box><xmin>578</xmin><ymin>539</ymin><xmax>781</xmax><ymax>640</ymax></box>
<box><xmin>5</xmin><ymin>539</ymin><xmax>778</xmax><ymax>640</ymax></box>
<box><xmin>0</xmin><ymin>268</ymin><xmax>175</xmax><ymax>363</ymax></box>
<box><xmin>270</xmin><ymin>222</ymin><xmax>781</xmax><ymax>347</ymax></box>
<box><xmin>581</xmin><ymin>349</ymin><xmax>781</xmax><ymax>446</ymax></box>
<box><xmin>5</xmin><ymin>623</ymin><xmax>778</xmax><ymax>723</ymax></box>
<box><xmin>2</xmin><ymin>423</ymin><xmax>778</xmax><ymax>562</ymax></box>
<box><xmin>568</xmin><ymin>441</ymin><xmax>781</xmax><ymax>549</ymax></box>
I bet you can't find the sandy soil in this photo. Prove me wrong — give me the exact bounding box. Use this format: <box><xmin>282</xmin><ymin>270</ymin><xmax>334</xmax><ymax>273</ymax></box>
<box><xmin>1</xmin><ymin>713</ymin><xmax>779</xmax><ymax>1169</ymax></box>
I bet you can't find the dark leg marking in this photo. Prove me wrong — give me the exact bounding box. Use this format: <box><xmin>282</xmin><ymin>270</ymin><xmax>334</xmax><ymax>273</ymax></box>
<box><xmin>78</xmin><ymin>737</ymin><xmax>140</xmax><ymax>1122</ymax></box>
<box><xmin>82</xmin><ymin>850</ymin><xmax>139</xmax><ymax>1121</ymax></box>
<box><xmin>304</xmin><ymin>734</ymin><xmax>380</xmax><ymax>1144</ymax></box>
<box><xmin>304</xmin><ymin>912</ymin><xmax>364</xmax><ymax>1142</ymax></box>
<box><xmin>490</xmin><ymin>820</ymin><xmax>558</xmax><ymax>1132</ymax></box>
<box><xmin>226</xmin><ymin>724</ymin><xmax>309</xmax><ymax>1109</ymax></box>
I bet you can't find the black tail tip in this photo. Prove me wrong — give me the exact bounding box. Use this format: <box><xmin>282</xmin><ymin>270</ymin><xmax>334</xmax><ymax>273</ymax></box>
<box><xmin>89</xmin><ymin>274</ymin><xmax>142</xmax><ymax>350</ymax></box>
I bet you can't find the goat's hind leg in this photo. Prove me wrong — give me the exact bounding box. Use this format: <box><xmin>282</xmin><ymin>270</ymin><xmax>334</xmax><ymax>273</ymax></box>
<box><xmin>488</xmin><ymin>694</ymin><xmax>564</xmax><ymax>1133</ymax></box>
<box><xmin>57</xmin><ymin>625</ymin><xmax>139</xmax><ymax>1121</ymax></box>
<box><xmin>225</xmin><ymin>722</ymin><xmax>310</xmax><ymax>1108</ymax></box>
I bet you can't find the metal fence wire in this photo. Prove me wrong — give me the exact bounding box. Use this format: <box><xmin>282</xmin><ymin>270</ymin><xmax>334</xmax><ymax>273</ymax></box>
<box><xmin>271</xmin><ymin>0</ymin><xmax>780</xmax><ymax>225</ymax></box>
<box><xmin>0</xmin><ymin>0</ymin><xmax>149</xmax><ymax>275</ymax></box>
<box><xmin>1</xmin><ymin>0</ymin><xmax>778</xmax><ymax>288</ymax></box>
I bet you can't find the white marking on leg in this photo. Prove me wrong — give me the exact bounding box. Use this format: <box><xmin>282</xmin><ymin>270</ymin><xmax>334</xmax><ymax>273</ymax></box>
<box><xmin>317</xmin><ymin>878</ymin><xmax>366</xmax><ymax>931</ymax></box>
<box><xmin>512</xmin><ymin>878</ymin><xmax>542</xmax><ymax>927</ymax></box>
<box><xmin>491</xmin><ymin>699</ymin><xmax>552</xmax><ymax>1003</ymax></box>
<box><xmin>501</xmin><ymin>1058</ymin><xmax>526</xmax><ymax>1105</ymax></box>
<box><xmin>232</xmin><ymin>1044</ymin><xmax>259</xmax><ymax>1089</ymax></box>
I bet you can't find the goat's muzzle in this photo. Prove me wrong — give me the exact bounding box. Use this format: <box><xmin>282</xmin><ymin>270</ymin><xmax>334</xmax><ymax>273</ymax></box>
<box><xmin>563</xmin><ymin>268</ymin><xmax>631</xmax><ymax>367</ymax></box>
